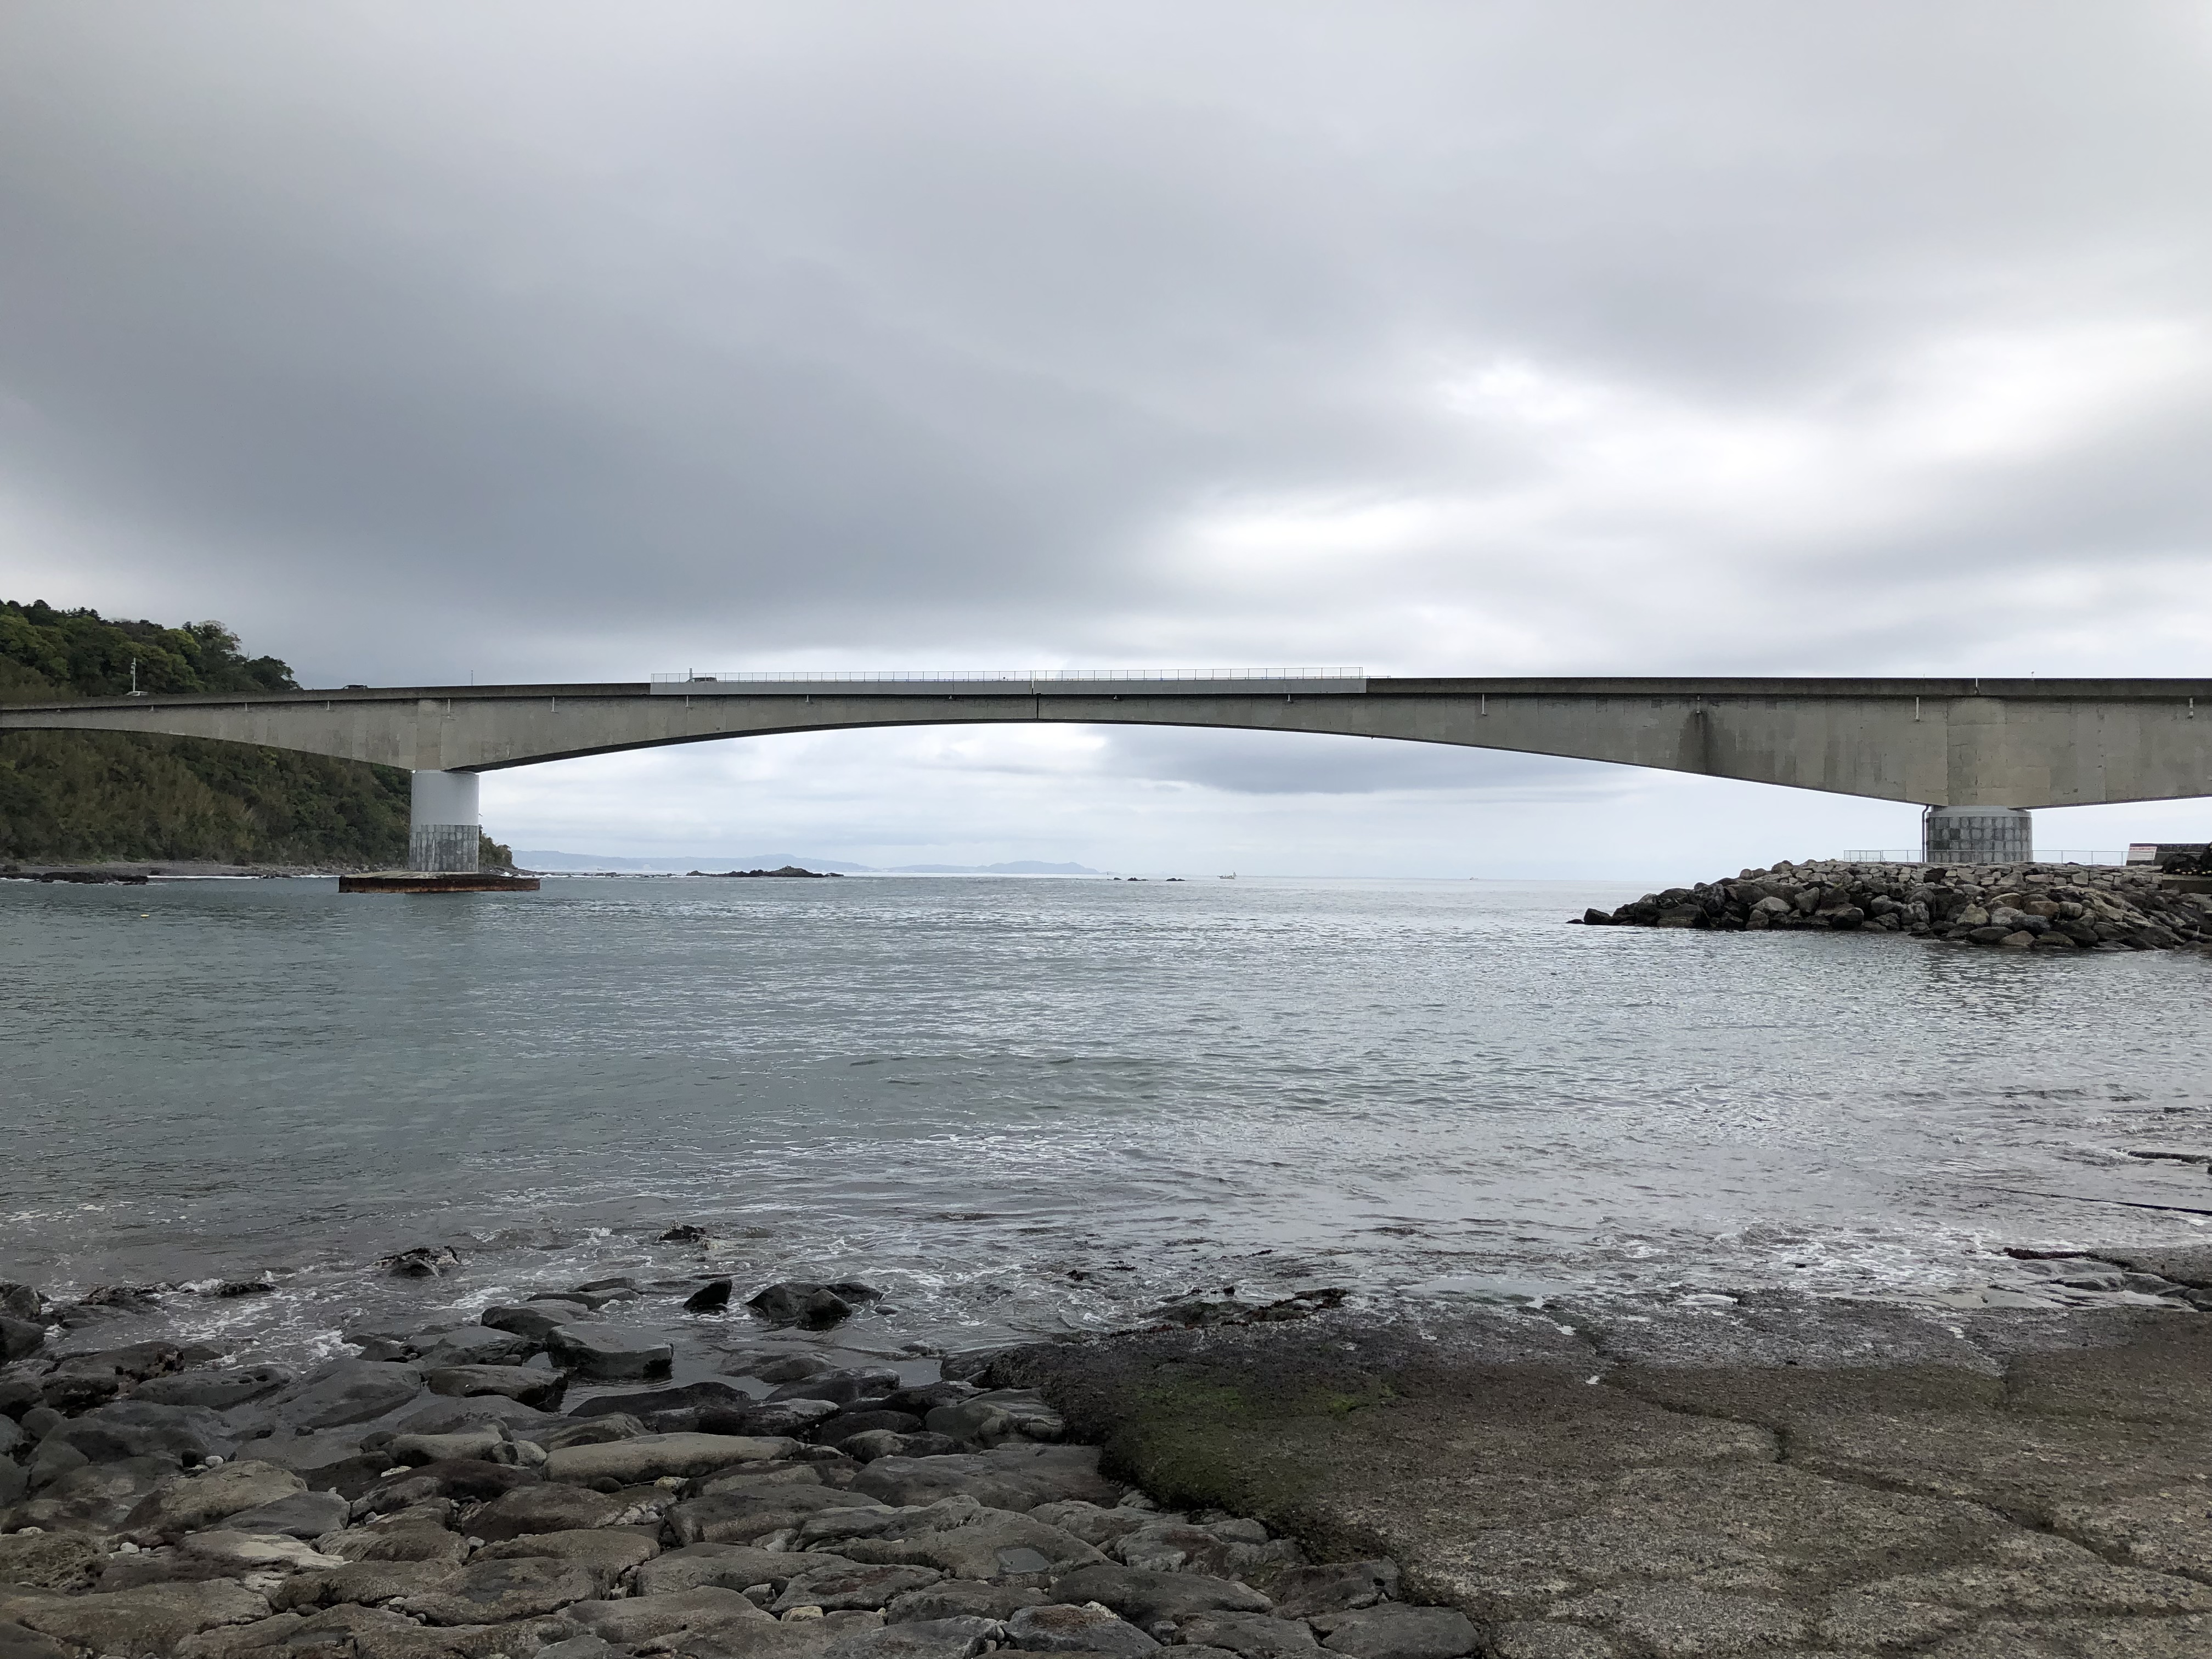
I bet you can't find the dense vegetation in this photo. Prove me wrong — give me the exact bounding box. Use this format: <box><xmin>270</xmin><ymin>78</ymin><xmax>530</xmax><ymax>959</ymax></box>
<box><xmin>1</xmin><ymin>600</ymin><xmax>511</xmax><ymax>868</ymax></box>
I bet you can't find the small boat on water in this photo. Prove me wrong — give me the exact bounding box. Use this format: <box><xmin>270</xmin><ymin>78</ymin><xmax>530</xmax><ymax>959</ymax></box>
<box><xmin>1218</xmin><ymin>871</ymin><xmax>1237</xmax><ymax>879</ymax></box>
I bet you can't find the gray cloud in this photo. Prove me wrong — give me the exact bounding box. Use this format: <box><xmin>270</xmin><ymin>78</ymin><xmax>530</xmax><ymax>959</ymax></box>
<box><xmin>2</xmin><ymin>2</ymin><xmax>2206</xmax><ymax>860</ymax></box>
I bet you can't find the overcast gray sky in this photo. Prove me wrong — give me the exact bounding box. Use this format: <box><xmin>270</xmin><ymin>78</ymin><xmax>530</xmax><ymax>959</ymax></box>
<box><xmin>5</xmin><ymin>3</ymin><xmax>2208</xmax><ymax>874</ymax></box>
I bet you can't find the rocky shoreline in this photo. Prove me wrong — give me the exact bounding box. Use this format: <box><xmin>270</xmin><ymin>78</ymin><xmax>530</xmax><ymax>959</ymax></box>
<box><xmin>1579</xmin><ymin>859</ymin><xmax>2212</xmax><ymax>952</ymax></box>
<box><xmin>7</xmin><ymin>1250</ymin><xmax>2212</xmax><ymax>1659</ymax></box>
<box><xmin>1</xmin><ymin>1269</ymin><xmax>1470</xmax><ymax>1659</ymax></box>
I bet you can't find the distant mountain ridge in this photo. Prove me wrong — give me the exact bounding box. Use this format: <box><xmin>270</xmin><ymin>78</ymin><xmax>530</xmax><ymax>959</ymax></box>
<box><xmin>517</xmin><ymin>850</ymin><xmax>1104</xmax><ymax>875</ymax></box>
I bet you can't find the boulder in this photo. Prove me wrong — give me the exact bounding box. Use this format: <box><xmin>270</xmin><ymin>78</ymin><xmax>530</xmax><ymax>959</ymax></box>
<box><xmin>4</xmin><ymin>1456</ymin><xmax>182</xmax><ymax>1533</ymax></box>
<box><xmin>685</xmin><ymin>1279</ymin><xmax>736</xmax><ymax>1313</ymax></box>
<box><xmin>393</xmin><ymin>1394</ymin><xmax>561</xmax><ymax>1436</ymax></box>
<box><xmin>855</xmin><ymin>1447</ymin><xmax>1121</xmax><ymax>1513</ymax></box>
<box><xmin>748</xmin><ymin>1283</ymin><xmax>879</xmax><ymax>1330</ymax></box>
<box><xmin>841</xmin><ymin>1510</ymin><xmax>1105</xmax><ymax>1580</ymax></box>
<box><xmin>482</xmin><ymin>1303</ymin><xmax>590</xmax><ymax>1340</ymax></box>
<box><xmin>314</xmin><ymin>1521</ymin><xmax>471</xmax><ymax>1566</ymax></box>
<box><xmin>417</xmin><ymin>1328</ymin><xmax>540</xmax><ymax>1368</ymax></box>
<box><xmin>1175</xmin><ymin>1615</ymin><xmax>1322</xmax><ymax>1659</ymax></box>
<box><xmin>884</xmin><ymin>1582</ymin><xmax>1051</xmax><ymax>1624</ymax></box>
<box><xmin>1264</xmin><ymin>1563</ymin><xmax>1400</xmax><ymax>1619</ymax></box>
<box><xmin>635</xmin><ymin>1544</ymin><xmax>865</xmax><ymax>1598</ymax></box>
<box><xmin>272</xmin><ymin>1361</ymin><xmax>424</xmax><ymax>1429</ymax></box>
<box><xmin>393</xmin><ymin>1556</ymin><xmax>601</xmax><ymax>1625</ymax></box>
<box><xmin>132</xmin><ymin>1365</ymin><xmax>297</xmax><ymax>1411</ymax></box>
<box><xmin>125</xmin><ymin>1460</ymin><xmax>307</xmax><ymax>1537</ymax></box>
<box><xmin>377</xmin><ymin>1246</ymin><xmax>460</xmax><ymax>1278</ymax></box>
<box><xmin>774</xmin><ymin>1564</ymin><xmax>945</xmax><ymax>1613</ymax></box>
<box><xmin>175</xmin><ymin>1530</ymin><xmax>347</xmax><ymax>1575</ymax></box>
<box><xmin>469</xmin><ymin>1481</ymin><xmax>633</xmax><ymax>1541</ymax></box>
<box><xmin>543</xmin><ymin>1430</ymin><xmax>795</xmax><ymax>1485</ymax></box>
<box><xmin>47</xmin><ymin>1399</ymin><xmax>239</xmax><ymax>1465</ymax></box>
<box><xmin>0</xmin><ymin>1533</ymin><xmax>101</xmax><ymax>1592</ymax></box>
<box><xmin>1005</xmin><ymin>1602</ymin><xmax>1160</xmax><ymax>1655</ymax></box>
<box><xmin>767</xmin><ymin>1368</ymin><xmax>902</xmax><ymax>1407</ymax></box>
<box><xmin>1048</xmin><ymin>1567</ymin><xmax>1272</xmax><ymax>1625</ymax></box>
<box><xmin>1310</xmin><ymin>1607</ymin><xmax>1478</xmax><ymax>1659</ymax></box>
<box><xmin>5</xmin><ymin>1579</ymin><xmax>271</xmax><ymax>1655</ymax></box>
<box><xmin>1</xmin><ymin>1318</ymin><xmax>49</xmax><ymax>1364</ymax></box>
<box><xmin>700</xmin><ymin>1399</ymin><xmax>843</xmax><ymax>1438</ymax></box>
<box><xmin>477</xmin><ymin>1528</ymin><xmax>661</xmax><ymax>1592</ymax></box>
<box><xmin>568</xmin><ymin>1379</ymin><xmax>756</xmax><ymax>1420</ymax></box>
<box><xmin>545</xmin><ymin>1324</ymin><xmax>675</xmax><ymax>1381</ymax></box>
<box><xmin>422</xmin><ymin>1364</ymin><xmax>566</xmax><ymax>1408</ymax></box>
<box><xmin>220</xmin><ymin>1488</ymin><xmax>353</xmax><ymax>1538</ymax></box>
<box><xmin>353</xmin><ymin>1457</ymin><xmax>541</xmax><ymax>1514</ymax></box>
<box><xmin>563</xmin><ymin>1587</ymin><xmax>772</xmax><ymax>1644</ymax></box>
<box><xmin>0</xmin><ymin>1621</ymin><xmax>71</xmax><ymax>1659</ymax></box>
<box><xmin>385</xmin><ymin>1426</ymin><xmax>511</xmax><ymax>1466</ymax></box>
<box><xmin>667</xmin><ymin>1484</ymin><xmax>887</xmax><ymax>1546</ymax></box>
<box><xmin>822</xmin><ymin>1615</ymin><xmax>1000</xmax><ymax>1659</ymax></box>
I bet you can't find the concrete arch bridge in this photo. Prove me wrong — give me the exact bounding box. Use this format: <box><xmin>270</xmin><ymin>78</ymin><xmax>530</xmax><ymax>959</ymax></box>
<box><xmin>5</xmin><ymin>670</ymin><xmax>2208</xmax><ymax>872</ymax></box>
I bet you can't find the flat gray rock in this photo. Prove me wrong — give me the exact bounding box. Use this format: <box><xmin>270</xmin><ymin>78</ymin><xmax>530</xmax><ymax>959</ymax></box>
<box><xmin>547</xmin><ymin>1323</ymin><xmax>676</xmax><ymax>1381</ymax></box>
<box><xmin>272</xmin><ymin>1360</ymin><xmax>425</xmax><ymax>1429</ymax></box>
<box><xmin>467</xmin><ymin>1480</ymin><xmax>630</xmax><ymax>1540</ymax></box>
<box><xmin>1006</xmin><ymin>1602</ymin><xmax>1160</xmax><ymax>1655</ymax></box>
<box><xmin>0</xmin><ymin>1619</ymin><xmax>73</xmax><ymax>1659</ymax></box>
<box><xmin>1263</xmin><ymin>1564</ymin><xmax>1398</xmax><ymax>1621</ymax></box>
<box><xmin>46</xmin><ymin>1399</ymin><xmax>238</xmax><ymax>1465</ymax></box>
<box><xmin>546</xmin><ymin>1430</ymin><xmax>796</xmax><ymax>1485</ymax></box>
<box><xmin>669</xmin><ymin>1485</ymin><xmax>885</xmax><ymax>1546</ymax></box>
<box><xmin>1173</xmin><ymin>1615</ymin><xmax>1322</xmax><ymax>1659</ymax></box>
<box><xmin>855</xmin><ymin>1447</ymin><xmax>1120</xmax><ymax>1514</ymax></box>
<box><xmin>131</xmin><ymin>1365</ymin><xmax>297</xmax><ymax>1411</ymax></box>
<box><xmin>884</xmin><ymin>1582</ymin><xmax>1051</xmax><ymax>1624</ymax></box>
<box><xmin>823</xmin><ymin>1616</ymin><xmax>1002</xmax><ymax>1659</ymax></box>
<box><xmin>4</xmin><ymin>1579</ymin><xmax>271</xmax><ymax>1655</ymax></box>
<box><xmin>636</xmin><ymin>1543</ymin><xmax>864</xmax><ymax>1598</ymax></box>
<box><xmin>419</xmin><ymin>1327</ymin><xmax>540</xmax><ymax>1368</ymax></box>
<box><xmin>1048</xmin><ymin>1567</ymin><xmax>1271</xmax><ymax>1626</ymax></box>
<box><xmin>485</xmin><ymin>1302</ymin><xmax>592</xmax><ymax>1340</ymax></box>
<box><xmin>221</xmin><ymin>1487</ymin><xmax>352</xmax><ymax>1538</ymax></box>
<box><xmin>775</xmin><ymin>1564</ymin><xmax>944</xmax><ymax>1613</ymax></box>
<box><xmin>842</xmin><ymin>1511</ymin><xmax>1105</xmax><ymax>1580</ymax></box>
<box><xmin>565</xmin><ymin>1586</ymin><xmax>773</xmax><ymax>1643</ymax></box>
<box><xmin>478</xmin><ymin>1528</ymin><xmax>663</xmax><ymax>1593</ymax></box>
<box><xmin>1310</xmin><ymin>1607</ymin><xmax>1477</xmax><ymax>1659</ymax></box>
<box><xmin>393</xmin><ymin>1555</ymin><xmax>602</xmax><ymax>1625</ymax></box>
<box><xmin>4</xmin><ymin>1456</ymin><xmax>182</xmax><ymax>1534</ymax></box>
<box><xmin>423</xmin><ymin>1363</ymin><xmax>566</xmax><ymax>1407</ymax></box>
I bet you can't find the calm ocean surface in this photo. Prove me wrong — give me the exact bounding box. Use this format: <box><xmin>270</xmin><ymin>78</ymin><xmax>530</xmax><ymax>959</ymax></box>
<box><xmin>4</xmin><ymin>874</ymin><xmax>2209</xmax><ymax>1364</ymax></box>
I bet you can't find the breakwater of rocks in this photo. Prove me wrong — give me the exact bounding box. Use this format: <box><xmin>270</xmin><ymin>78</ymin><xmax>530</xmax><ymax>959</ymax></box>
<box><xmin>0</xmin><ymin>1269</ymin><xmax>1460</xmax><ymax>1659</ymax></box>
<box><xmin>1578</xmin><ymin>860</ymin><xmax>2212</xmax><ymax>951</ymax></box>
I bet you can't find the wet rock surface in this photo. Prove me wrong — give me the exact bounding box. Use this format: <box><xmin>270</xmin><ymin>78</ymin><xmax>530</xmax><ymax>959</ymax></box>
<box><xmin>1581</xmin><ymin>857</ymin><xmax>2212</xmax><ymax>952</ymax></box>
<box><xmin>8</xmin><ymin>1268</ymin><xmax>2211</xmax><ymax>1659</ymax></box>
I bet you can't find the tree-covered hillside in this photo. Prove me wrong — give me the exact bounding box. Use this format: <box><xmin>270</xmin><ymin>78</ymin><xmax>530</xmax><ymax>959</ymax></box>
<box><xmin>0</xmin><ymin>600</ymin><xmax>507</xmax><ymax>868</ymax></box>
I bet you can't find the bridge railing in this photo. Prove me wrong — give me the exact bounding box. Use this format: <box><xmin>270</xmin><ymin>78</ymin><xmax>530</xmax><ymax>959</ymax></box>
<box><xmin>1840</xmin><ymin>848</ymin><xmax>2129</xmax><ymax>865</ymax></box>
<box><xmin>649</xmin><ymin>668</ymin><xmax>1369</xmax><ymax>696</ymax></box>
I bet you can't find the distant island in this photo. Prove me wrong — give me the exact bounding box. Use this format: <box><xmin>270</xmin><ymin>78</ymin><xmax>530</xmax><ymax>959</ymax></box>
<box><xmin>520</xmin><ymin>850</ymin><xmax>1105</xmax><ymax>876</ymax></box>
<box><xmin>690</xmin><ymin>865</ymin><xmax>843</xmax><ymax>878</ymax></box>
<box><xmin>0</xmin><ymin>599</ymin><xmax>510</xmax><ymax>870</ymax></box>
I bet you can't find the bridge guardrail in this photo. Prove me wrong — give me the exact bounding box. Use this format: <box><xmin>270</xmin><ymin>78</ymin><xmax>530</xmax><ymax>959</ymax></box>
<box><xmin>650</xmin><ymin>668</ymin><xmax>1368</xmax><ymax>696</ymax></box>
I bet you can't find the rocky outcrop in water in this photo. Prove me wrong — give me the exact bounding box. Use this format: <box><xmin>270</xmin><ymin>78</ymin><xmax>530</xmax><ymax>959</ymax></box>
<box><xmin>1581</xmin><ymin>860</ymin><xmax>2212</xmax><ymax>950</ymax></box>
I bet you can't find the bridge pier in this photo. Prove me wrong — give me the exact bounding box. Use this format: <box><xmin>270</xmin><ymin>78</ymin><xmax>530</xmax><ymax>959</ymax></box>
<box><xmin>408</xmin><ymin>770</ymin><xmax>479</xmax><ymax>873</ymax></box>
<box><xmin>1922</xmin><ymin>805</ymin><xmax>2033</xmax><ymax>865</ymax></box>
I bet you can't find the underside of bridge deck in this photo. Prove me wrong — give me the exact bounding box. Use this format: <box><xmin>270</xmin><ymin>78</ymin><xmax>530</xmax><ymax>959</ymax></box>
<box><xmin>7</xmin><ymin>676</ymin><xmax>2208</xmax><ymax>813</ymax></box>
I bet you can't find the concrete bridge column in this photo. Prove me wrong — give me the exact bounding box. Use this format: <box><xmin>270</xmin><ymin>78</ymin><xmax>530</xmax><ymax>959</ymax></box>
<box><xmin>408</xmin><ymin>770</ymin><xmax>479</xmax><ymax>873</ymax></box>
<box><xmin>1923</xmin><ymin>805</ymin><xmax>2033</xmax><ymax>865</ymax></box>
